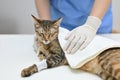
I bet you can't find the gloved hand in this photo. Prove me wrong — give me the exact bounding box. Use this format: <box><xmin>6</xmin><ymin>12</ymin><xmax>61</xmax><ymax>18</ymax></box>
<box><xmin>64</xmin><ymin>16</ymin><xmax>101</xmax><ymax>54</ymax></box>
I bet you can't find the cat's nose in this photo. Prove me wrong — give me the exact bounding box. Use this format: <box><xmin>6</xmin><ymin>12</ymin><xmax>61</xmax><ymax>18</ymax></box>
<box><xmin>45</xmin><ymin>36</ymin><xmax>49</xmax><ymax>40</ymax></box>
<box><xmin>45</xmin><ymin>40</ymin><xmax>48</xmax><ymax>42</ymax></box>
<box><xmin>45</xmin><ymin>38</ymin><xmax>48</xmax><ymax>41</ymax></box>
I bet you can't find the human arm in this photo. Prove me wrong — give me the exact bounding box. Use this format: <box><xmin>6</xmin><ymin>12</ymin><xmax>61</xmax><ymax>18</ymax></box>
<box><xmin>64</xmin><ymin>0</ymin><xmax>112</xmax><ymax>54</ymax></box>
<box><xmin>35</xmin><ymin>0</ymin><xmax>51</xmax><ymax>20</ymax></box>
<box><xmin>33</xmin><ymin>0</ymin><xmax>51</xmax><ymax>56</ymax></box>
<box><xmin>90</xmin><ymin>0</ymin><xmax>112</xmax><ymax>19</ymax></box>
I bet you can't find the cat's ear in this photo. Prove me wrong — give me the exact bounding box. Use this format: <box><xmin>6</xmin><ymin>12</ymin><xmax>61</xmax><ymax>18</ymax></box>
<box><xmin>31</xmin><ymin>15</ymin><xmax>40</xmax><ymax>25</ymax></box>
<box><xmin>53</xmin><ymin>18</ymin><xmax>62</xmax><ymax>28</ymax></box>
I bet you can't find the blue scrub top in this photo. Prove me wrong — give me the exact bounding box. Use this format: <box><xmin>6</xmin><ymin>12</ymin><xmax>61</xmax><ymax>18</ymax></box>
<box><xmin>50</xmin><ymin>0</ymin><xmax>113</xmax><ymax>34</ymax></box>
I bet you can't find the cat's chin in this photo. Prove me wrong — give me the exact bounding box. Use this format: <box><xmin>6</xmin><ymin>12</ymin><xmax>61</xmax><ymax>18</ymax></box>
<box><xmin>43</xmin><ymin>41</ymin><xmax>50</xmax><ymax>44</ymax></box>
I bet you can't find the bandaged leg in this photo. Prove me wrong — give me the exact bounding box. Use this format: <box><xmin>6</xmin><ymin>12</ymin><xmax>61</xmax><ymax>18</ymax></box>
<box><xmin>35</xmin><ymin>59</ymin><xmax>47</xmax><ymax>71</ymax></box>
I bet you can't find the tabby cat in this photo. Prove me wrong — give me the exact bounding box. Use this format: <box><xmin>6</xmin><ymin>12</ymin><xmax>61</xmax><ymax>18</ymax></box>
<box><xmin>21</xmin><ymin>15</ymin><xmax>120</xmax><ymax>80</ymax></box>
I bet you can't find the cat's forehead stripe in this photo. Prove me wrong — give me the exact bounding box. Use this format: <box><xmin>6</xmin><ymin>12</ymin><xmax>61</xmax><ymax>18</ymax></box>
<box><xmin>41</xmin><ymin>21</ymin><xmax>52</xmax><ymax>31</ymax></box>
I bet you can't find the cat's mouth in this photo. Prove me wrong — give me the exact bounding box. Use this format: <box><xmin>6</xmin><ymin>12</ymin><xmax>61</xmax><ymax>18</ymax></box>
<box><xmin>43</xmin><ymin>41</ymin><xmax>50</xmax><ymax>44</ymax></box>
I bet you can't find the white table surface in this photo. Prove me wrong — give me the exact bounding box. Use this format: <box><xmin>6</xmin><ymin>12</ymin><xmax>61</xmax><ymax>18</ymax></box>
<box><xmin>0</xmin><ymin>34</ymin><xmax>120</xmax><ymax>80</ymax></box>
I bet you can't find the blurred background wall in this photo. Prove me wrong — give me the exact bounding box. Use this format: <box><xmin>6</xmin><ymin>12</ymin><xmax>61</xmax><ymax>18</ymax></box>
<box><xmin>112</xmin><ymin>0</ymin><xmax>120</xmax><ymax>32</ymax></box>
<box><xmin>0</xmin><ymin>0</ymin><xmax>119</xmax><ymax>34</ymax></box>
<box><xmin>0</xmin><ymin>0</ymin><xmax>37</xmax><ymax>34</ymax></box>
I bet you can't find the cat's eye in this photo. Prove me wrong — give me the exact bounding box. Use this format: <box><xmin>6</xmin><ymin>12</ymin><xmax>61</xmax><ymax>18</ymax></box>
<box><xmin>35</xmin><ymin>30</ymin><xmax>44</xmax><ymax>37</ymax></box>
<box><xmin>39</xmin><ymin>33</ymin><xmax>44</xmax><ymax>37</ymax></box>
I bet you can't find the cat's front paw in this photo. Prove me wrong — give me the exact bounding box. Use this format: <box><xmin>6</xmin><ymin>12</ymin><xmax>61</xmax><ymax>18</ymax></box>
<box><xmin>21</xmin><ymin>64</ymin><xmax>38</xmax><ymax>77</ymax></box>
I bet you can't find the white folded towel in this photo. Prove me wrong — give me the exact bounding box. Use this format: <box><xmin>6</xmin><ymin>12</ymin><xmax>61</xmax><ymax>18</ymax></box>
<box><xmin>58</xmin><ymin>27</ymin><xmax>120</xmax><ymax>69</ymax></box>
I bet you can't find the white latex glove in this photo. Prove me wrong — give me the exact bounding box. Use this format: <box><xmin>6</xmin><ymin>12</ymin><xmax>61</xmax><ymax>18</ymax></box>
<box><xmin>64</xmin><ymin>16</ymin><xmax>101</xmax><ymax>54</ymax></box>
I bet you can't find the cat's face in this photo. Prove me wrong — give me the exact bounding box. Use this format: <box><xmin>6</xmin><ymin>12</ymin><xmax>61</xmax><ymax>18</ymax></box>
<box><xmin>32</xmin><ymin>15</ymin><xmax>62</xmax><ymax>44</ymax></box>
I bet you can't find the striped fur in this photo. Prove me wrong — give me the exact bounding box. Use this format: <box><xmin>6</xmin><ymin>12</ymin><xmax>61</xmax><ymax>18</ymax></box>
<box><xmin>21</xmin><ymin>15</ymin><xmax>120</xmax><ymax>80</ymax></box>
<box><xmin>81</xmin><ymin>48</ymin><xmax>120</xmax><ymax>80</ymax></box>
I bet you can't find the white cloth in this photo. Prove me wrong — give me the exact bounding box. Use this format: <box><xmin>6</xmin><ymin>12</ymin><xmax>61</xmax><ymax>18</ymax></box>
<box><xmin>58</xmin><ymin>27</ymin><xmax>120</xmax><ymax>68</ymax></box>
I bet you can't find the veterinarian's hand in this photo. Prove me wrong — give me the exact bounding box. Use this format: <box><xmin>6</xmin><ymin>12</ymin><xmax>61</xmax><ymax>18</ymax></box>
<box><xmin>64</xmin><ymin>16</ymin><xmax>101</xmax><ymax>54</ymax></box>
